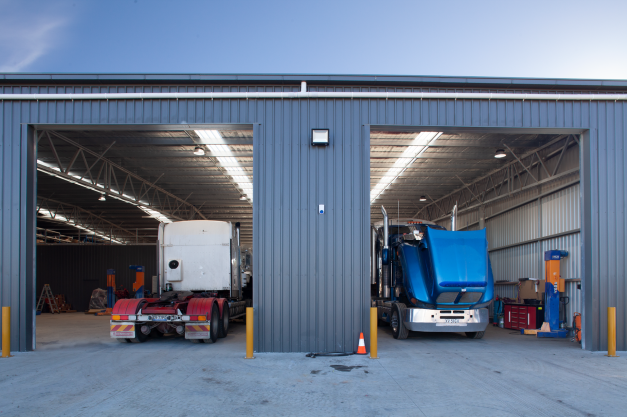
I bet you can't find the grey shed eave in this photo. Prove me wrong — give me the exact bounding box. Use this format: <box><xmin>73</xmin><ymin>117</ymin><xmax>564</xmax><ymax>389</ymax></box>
<box><xmin>1</xmin><ymin>72</ymin><xmax>627</xmax><ymax>90</ymax></box>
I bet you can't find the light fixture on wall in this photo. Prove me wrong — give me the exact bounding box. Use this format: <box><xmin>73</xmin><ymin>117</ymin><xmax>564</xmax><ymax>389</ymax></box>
<box><xmin>311</xmin><ymin>129</ymin><xmax>329</xmax><ymax>146</ymax></box>
<box><xmin>495</xmin><ymin>149</ymin><xmax>506</xmax><ymax>158</ymax></box>
<box><xmin>193</xmin><ymin>146</ymin><xmax>205</xmax><ymax>156</ymax></box>
<box><xmin>98</xmin><ymin>194</ymin><xmax>106</xmax><ymax>201</ymax></box>
<box><xmin>419</xmin><ymin>195</ymin><xmax>427</xmax><ymax>202</ymax></box>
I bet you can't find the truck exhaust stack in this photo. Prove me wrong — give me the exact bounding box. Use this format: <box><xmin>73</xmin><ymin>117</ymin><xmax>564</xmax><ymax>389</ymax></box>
<box><xmin>381</xmin><ymin>206</ymin><xmax>391</xmax><ymax>298</ymax></box>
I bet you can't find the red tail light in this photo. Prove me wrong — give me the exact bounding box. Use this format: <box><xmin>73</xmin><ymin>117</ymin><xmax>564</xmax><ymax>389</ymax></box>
<box><xmin>120</xmin><ymin>315</ymin><xmax>129</xmax><ymax>320</ymax></box>
<box><xmin>190</xmin><ymin>315</ymin><xmax>198</xmax><ymax>321</ymax></box>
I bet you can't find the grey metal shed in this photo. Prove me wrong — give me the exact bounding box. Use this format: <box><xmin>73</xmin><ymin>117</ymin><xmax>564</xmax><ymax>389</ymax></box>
<box><xmin>0</xmin><ymin>73</ymin><xmax>626</xmax><ymax>352</ymax></box>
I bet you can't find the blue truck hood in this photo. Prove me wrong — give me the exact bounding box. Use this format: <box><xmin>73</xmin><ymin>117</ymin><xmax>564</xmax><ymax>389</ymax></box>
<box><xmin>397</xmin><ymin>228</ymin><xmax>494</xmax><ymax>308</ymax></box>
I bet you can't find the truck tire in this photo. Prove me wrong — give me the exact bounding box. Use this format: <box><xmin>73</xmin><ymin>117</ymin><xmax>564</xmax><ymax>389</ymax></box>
<box><xmin>465</xmin><ymin>331</ymin><xmax>485</xmax><ymax>339</ymax></box>
<box><xmin>203</xmin><ymin>301</ymin><xmax>220</xmax><ymax>343</ymax></box>
<box><xmin>391</xmin><ymin>303</ymin><xmax>409</xmax><ymax>340</ymax></box>
<box><xmin>218</xmin><ymin>302</ymin><xmax>230</xmax><ymax>338</ymax></box>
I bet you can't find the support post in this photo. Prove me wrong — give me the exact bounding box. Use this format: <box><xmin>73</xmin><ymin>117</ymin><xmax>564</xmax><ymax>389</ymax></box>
<box><xmin>2</xmin><ymin>307</ymin><xmax>11</xmax><ymax>358</ymax></box>
<box><xmin>370</xmin><ymin>307</ymin><xmax>378</xmax><ymax>359</ymax></box>
<box><xmin>607</xmin><ymin>307</ymin><xmax>619</xmax><ymax>357</ymax></box>
<box><xmin>245</xmin><ymin>307</ymin><xmax>254</xmax><ymax>359</ymax></box>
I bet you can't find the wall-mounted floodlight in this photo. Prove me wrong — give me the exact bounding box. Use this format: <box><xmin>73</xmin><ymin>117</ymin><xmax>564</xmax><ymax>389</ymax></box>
<box><xmin>419</xmin><ymin>195</ymin><xmax>427</xmax><ymax>202</ymax></box>
<box><xmin>312</xmin><ymin>129</ymin><xmax>329</xmax><ymax>146</ymax></box>
<box><xmin>240</xmin><ymin>195</ymin><xmax>247</xmax><ymax>201</ymax></box>
<box><xmin>193</xmin><ymin>146</ymin><xmax>205</xmax><ymax>156</ymax></box>
<box><xmin>495</xmin><ymin>149</ymin><xmax>506</xmax><ymax>158</ymax></box>
<box><xmin>98</xmin><ymin>194</ymin><xmax>106</xmax><ymax>201</ymax></box>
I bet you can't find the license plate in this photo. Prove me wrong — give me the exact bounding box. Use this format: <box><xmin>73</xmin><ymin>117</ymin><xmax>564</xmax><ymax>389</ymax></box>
<box><xmin>445</xmin><ymin>319</ymin><xmax>460</xmax><ymax>323</ymax></box>
<box><xmin>153</xmin><ymin>317</ymin><xmax>168</xmax><ymax>321</ymax></box>
<box><xmin>111</xmin><ymin>331</ymin><xmax>134</xmax><ymax>337</ymax></box>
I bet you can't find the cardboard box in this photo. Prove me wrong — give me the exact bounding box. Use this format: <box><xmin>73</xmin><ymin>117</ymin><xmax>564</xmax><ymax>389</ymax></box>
<box><xmin>518</xmin><ymin>279</ymin><xmax>545</xmax><ymax>301</ymax></box>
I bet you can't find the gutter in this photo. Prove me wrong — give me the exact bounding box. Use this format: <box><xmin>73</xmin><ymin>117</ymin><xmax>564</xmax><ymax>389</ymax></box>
<box><xmin>1</xmin><ymin>82</ymin><xmax>626</xmax><ymax>101</ymax></box>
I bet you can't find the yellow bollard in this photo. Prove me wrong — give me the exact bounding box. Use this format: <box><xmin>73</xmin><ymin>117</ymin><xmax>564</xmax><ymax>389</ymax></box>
<box><xmin>370</xmin><ymin>307</ymin><xmax>378</xmax><ymax>359</ymax></box>
<box><xmin>2</xmin><ymin>307</ymin><xmax>11</xmax><ymax>358</ymax></box>
<box><xmin>245</xmin><ymin>307</ymin><xmax>254</xmax><ymax>359</ymax></box>
<box><xmin>606</xmin><ymin>307</ymin><xmax>619</xmax><ymax>357</ymax></box>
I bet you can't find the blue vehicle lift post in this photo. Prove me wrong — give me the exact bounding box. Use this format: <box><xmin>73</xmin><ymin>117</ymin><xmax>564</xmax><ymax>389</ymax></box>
<box><xmin>129</xmin><ymin>265</ymin><xmax>144</xmax><ymax>298</ymax></box>
<box><xmin>537</xmin><ymin>250</ymin><xmax>569</xmax><ymax>338</ymax></box>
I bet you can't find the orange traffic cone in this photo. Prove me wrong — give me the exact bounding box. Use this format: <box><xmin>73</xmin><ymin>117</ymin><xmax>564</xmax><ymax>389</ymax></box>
<box><xmin>357</xmin><ymin>332</ymin><xmax>367</xmax><ymax>355</ymax></box>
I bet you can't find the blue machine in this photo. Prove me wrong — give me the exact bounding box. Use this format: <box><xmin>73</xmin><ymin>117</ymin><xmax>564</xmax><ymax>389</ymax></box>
<box><xmin>537</xmin><ymin>250</ymin><xmax>569</xmax><ymax>338</ymax></box>
<box><xmin>129</xmin><ymin>265</ymin><xmax>144</xmax><ymax>298</ymax></box>
<box><xmin>106</xmin><ymin>269</ymin><xmax>116</xmax><ymax>308</ymax></box>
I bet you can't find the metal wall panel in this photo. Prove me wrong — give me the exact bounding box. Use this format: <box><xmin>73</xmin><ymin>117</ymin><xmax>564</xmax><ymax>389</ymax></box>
<box><xmin>487</xmin><ymin>201</ymin><xmax>539</xmax><ymax>250</ymax></box>
<box><xmin>489</xmin><ymin>243</ymin><xmax>541</xmax><ymax>281</ymax></box>
<box><xmin>36</xmin><ymin>245</ymin><xmax>157</xmax><ymax>312</ymax></box>
<box><xmin>0</xmin><ymin>79</ymin><xmax>625</xmax><ymax>352</ymax></box>
<box><xmin>565</xmin><ymin>280</ymin><xmax>582</xmax><ymax>327</ymax></box>
<box><xmin>542</xmin><ymin>184</ymin><xmax>580</xmax><ymax>236</ymax></box>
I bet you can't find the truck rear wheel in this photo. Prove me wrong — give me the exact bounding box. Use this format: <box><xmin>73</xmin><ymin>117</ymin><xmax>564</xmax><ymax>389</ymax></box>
<box><xmin>218</xmin><ymin>302</ymin><xmax>230</xmax><ymax>338</ymax></box>
<box><xmin>202</xmin><ymin>302</ymin><xmax>220</xmax><ymax>343</ymax></box>
<box><xmin>465</xmin><ymin>331</ymin><xmax>485</xmax><ymax>339</ymax></box>
<box><xmin>391</xmin><ymin>303</ymin><xmax>409</xmax><ymax>340</ymax></box>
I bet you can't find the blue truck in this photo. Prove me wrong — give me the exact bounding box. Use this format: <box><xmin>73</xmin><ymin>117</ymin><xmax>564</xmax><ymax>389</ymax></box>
<box><xmin>372</xmin><ymin>206</ymin><xmax>494</xmax><ymax>339</ymax></box>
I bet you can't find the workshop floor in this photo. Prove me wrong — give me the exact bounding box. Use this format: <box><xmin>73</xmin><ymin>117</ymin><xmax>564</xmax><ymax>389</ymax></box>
<box><xmin>1</xmin><ymin>314</ymin><xmax>625</xmax><ymax>416</ymax></box>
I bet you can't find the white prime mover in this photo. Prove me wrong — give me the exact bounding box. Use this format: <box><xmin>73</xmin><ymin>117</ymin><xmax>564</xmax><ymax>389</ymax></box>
<box><xmin>159</xmin><ymin>220</ymin><xmax>244</xmax><ymax>297</ymax></box>
<box><xmin>110</xmin><ymin>220</ymin><xmax>249</xmax><ymax>344</ymax></box>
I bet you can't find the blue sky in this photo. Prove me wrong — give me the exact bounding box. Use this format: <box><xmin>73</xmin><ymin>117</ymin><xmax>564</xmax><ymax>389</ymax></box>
<box><xmin>1</xmin><ymin>0</ymin><xmax>625</xmax><ymax>79</ymax></box>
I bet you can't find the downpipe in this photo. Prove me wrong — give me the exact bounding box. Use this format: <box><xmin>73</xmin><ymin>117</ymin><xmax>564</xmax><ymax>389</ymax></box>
<box><xmin>451</xmin><ymin>203</ymin><xmax>458</xmax><ymax>231</ymax></box>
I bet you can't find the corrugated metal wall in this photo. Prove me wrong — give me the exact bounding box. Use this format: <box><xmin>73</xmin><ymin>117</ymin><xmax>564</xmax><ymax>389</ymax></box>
<box><xmin>36</xmin><ymin>245</ymin><xmax>157</xmax><ymax>312</ymax></box>
<box><xmin>1</xmin><ymin>80</ymin><xmax>625</xmax><ymax>352</ymax></box>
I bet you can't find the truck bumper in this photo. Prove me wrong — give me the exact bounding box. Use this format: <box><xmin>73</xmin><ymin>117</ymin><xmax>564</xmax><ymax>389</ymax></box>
<box><xmin>184</xmin><ymin>323</ymin><xmax>211</xmax><ymax>339</ymax></box>
<box><xmin>110</xmin><ymin>322</ymin><xmax>136</xmax><ymax>338</ymax></box>
<box><xmin>404</xmin><ymin>308</ymin><xmax>489</xmax><ymax>332</ymax></box>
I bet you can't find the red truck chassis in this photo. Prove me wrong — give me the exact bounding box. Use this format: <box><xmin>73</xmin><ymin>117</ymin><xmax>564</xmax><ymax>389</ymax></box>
<box><xmin>110</xmin><ymin>294</ymin><xmax>239</xmax><ymax>344</ymax></box>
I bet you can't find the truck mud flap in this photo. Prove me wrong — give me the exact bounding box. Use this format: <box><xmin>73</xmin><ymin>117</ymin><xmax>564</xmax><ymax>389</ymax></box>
<box><xmin>185</xmin><ymin>324</ymin><xmax>211</xmax><ymax>339</ymax></box>
<box><xmin>110</xmin><ymin>324</ymin><xmax>135</xmax><ymax>338</ymax></box>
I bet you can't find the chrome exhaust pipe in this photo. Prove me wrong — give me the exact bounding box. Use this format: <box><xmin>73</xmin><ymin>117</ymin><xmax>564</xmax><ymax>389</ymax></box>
<box><xmin>381</xmin><ymin>206</ymin><xmax>391</xmax><ymax>298</ymax></box>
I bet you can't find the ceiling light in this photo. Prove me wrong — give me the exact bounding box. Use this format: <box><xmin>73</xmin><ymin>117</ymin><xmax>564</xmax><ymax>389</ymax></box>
<box><xmin>195</xmin><ymin>130</ymin><xmax>253</xmax><ymax>203</ymax></box>
<box><xmin>98</xmin><ymin>194</ymin><xmax>106</xmax><ymax>201</ymax></box>
<box><xmin>419</xmin><ymin>196</ymin><xmax>427</xmax><ymax>202</ymax></box>
<box><xmin>193</xmin><ymin>146</ymin><xmax>205</xmax><ymax>156</ymax></box>
<box><xmin>495</xmin><ymin>149</ymin><xmax>506</xmax><ymax>158</ymax></box>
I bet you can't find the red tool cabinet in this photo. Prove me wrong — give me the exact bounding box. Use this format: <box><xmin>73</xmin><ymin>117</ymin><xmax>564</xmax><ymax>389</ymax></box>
<box><xmin>503</xmin><ymin>304</ymin><xmax>544</xmax><ymax>330</ymax></box>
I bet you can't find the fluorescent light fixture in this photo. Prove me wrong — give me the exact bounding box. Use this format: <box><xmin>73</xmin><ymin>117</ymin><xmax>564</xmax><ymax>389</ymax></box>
<box><xmin>195</xmin><ymin>129</ymin><xmax>253</xmax><ymax>202</ymax></box>
<box><xmin>312</xmin><ymin>129</ymin><xmax>329</xmax><ymax>146</ymax></box>
<box><xmin>193</xmin><ymin>146</ymin><xmax>205</xmax><ymax>156</ymax></box>
<box><xmin>37</xmin><ymin>160</ymin><xmax>175</xmax><ymax>224</ymax></box>
<box><xmin>495</xmin><ymin>149</ymin><xmax>506</xmax><ymax>158</ymax></box>
<box><xmin>419</xmin><ymin>195</ymin><xmax>427</xmax><ymax>202</ymax></box>
<box><xmin>370</xmin><ymin>131</ymin><xmax>442</xmax><ymax>204</ymax></box>
<box><xmin>98</xmin><ymin>194</ymin><xmax>106</xmax><ymax>201</ymax></box>
<box><xmin>36</xmin><ymin>208</ymin><xmax>125</xmax><ymax>244</ymax></box>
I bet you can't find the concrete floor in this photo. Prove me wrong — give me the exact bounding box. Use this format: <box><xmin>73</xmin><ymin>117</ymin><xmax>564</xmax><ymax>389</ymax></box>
<box><xmin>1</xmin><ymin>314</ymin><xmax>625</xmax><ymax>416</ymax></box>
